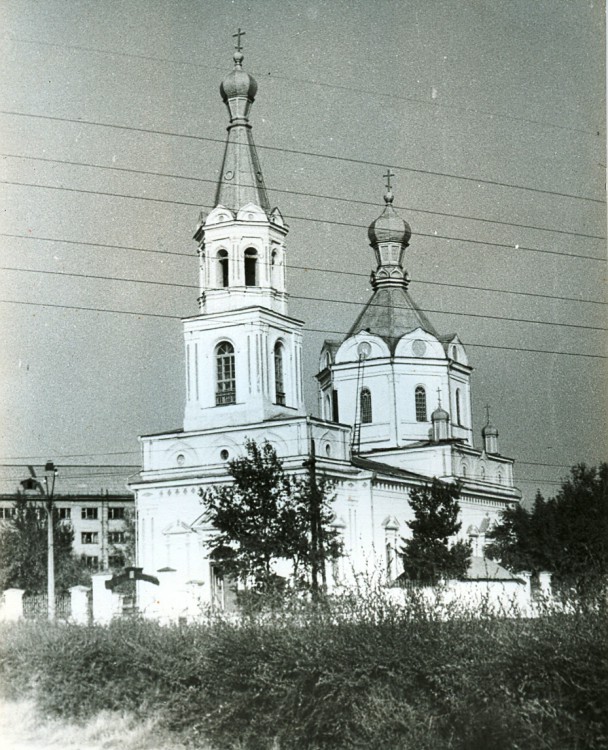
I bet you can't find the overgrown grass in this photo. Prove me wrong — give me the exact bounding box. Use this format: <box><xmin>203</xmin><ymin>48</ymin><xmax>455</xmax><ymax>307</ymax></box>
<box><xmin>1</xmin><ymin>588</ymin><xmax>606</xmax><ymax>749</ymax></box>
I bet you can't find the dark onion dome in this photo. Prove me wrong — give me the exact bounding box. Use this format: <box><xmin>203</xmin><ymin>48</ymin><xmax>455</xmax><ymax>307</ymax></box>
<box><xmin>482</xmin><ymin>421</ymin><xmax>499</xmax><ymax>437</ymax></box>
<box><xmin>368</xmin><ymin>190</ymin><xmax>411</xmax><ymax>248</ymax></box>
<box><xmin>220</xmin><ymin>51</ymin><xmax>258</xmax><ymax>103</ymax></box>
<box><xmin>432</xmin><ymin>405</ymin><xmax>450</xmax><ymax>422</ymax></box>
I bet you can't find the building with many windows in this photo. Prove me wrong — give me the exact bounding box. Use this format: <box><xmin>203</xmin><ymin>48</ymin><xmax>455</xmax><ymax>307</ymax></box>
<box><xmin>129</xmin><ymin>45</ymin><xmax>521</xmax><ymax>612</ymax></box>
<box><xmin>0</xmin><ymin>464</ymin><xmax>138</xmax><ymax>570</ymax></box>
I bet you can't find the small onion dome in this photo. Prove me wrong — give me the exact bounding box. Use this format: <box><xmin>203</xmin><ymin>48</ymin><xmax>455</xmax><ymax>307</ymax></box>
<box><xmin>368</xmin><ymin>190</ymin><xmax>411</xmax><ymax>248</ymax></box>
<box><xmin>220</xmin><ymin>51</ymin><xmax>258</xmax><ymax>103</ymax></box>
<box><xmin>482</xmin><ymin>421</ymin><xmax>499</xmax><ymax>437</ymax></box>
<box><xmin>432</xmin><ymin>406</ymin><xmax>450</xmax><ymax>422</ymax></box>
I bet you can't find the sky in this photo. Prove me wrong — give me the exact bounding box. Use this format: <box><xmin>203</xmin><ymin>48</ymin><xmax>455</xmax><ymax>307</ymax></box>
<box><xmin>0</xmin><ymin>0</ymin><xmax>605</xmax><ymax>504</ymax></box>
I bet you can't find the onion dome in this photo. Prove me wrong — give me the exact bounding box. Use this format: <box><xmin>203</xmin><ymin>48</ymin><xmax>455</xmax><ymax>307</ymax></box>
<box><xmin>368</xmin><ymin>190</ymin><xmax>411</xmax><ymax>248</ymax></box>
<box><xmin>220</xmin><ymin>51</ymin><xmax>258</xmax><ymax>103</ymax></box>
<box><xmin>432</xmin><ymin>405</ymin><xmax>450</xmax><ymax>422</ymax></box>
<box><xmin>482</xmin><ymin>421</ymin><xmax>498</xmax><ymax>437</ymax></box>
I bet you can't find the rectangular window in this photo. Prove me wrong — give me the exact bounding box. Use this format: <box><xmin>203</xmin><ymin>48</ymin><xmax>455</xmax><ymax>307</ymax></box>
<box><xmin>108</xmin><ymin>531</ymin><xmax>125</xmax><ymax>544</ymax></box>
<box><xmin>84</xmin><ymin>556</ymin><xmax>99</xmax><ymax>569</ymax></box>
<box><xmin>81</xmin><ymin>532</ymin><xmax>99</xmax><ymax>545</ymax></box>
<box><xmin>58</xmin><ymin>507</ymin><xmax>71</xmax><ymax>520</ymax></box>
<box><xmin>108</xmin><ymin>554</ymin><xmax>124</xmax><ymax>569</ymax></box>
<box><xmin>81</xmin><ymin>507</ymin><xmax>98</xmax><ymax>520</ymax></box>
<box><xmin>0</xmin><ymin>507</ymin><xmax>15</xmax><ymax>519</ymax></box>
<box><xmin>108</xmin><ymin>507</ymin><xmax>125</xmax><ymax>520</ymax></box>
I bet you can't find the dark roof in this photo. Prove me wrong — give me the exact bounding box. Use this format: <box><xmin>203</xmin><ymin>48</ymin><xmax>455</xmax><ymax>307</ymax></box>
<box><xmin>346</xmin><ymin>287</ymin><xmax>440</xmax><ymax>352</ymax></box>
<box><xmin>464</xmin><ymin>556</ymin><xmax>523</xmax><ymax>582</ymax></box>
<box><xmin>351</xmin><ymin>455</ymin><xmax>429</xmax><ymax>482</ymax></box>
<box><xmin>0</xmin><ymin>464</ymin><xmax>139</xmax><ymax>497</ymax></box>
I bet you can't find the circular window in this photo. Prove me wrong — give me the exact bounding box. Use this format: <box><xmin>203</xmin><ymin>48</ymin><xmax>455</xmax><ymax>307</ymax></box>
<box><xmin>256</xmin><ymin>171</ymin><xmax>263</xmax><ymax>182</ymax></box>
<box><xmin>247</xmin><ymin>213</ymin><xmax>254</xmax><ymax>220</ymax></box>
<box><xmin>224</xmin><ymin>170</ymin><xmax>234</xmax><ymax>180</ymax></box>
<box><xmin>220</xmin><ymin>449</ymin><xmax>230</xmax><ymax>461</ymax></box>
<box><xmin>412</xmin><ymin>339</ymin><xmax>427</xmax><ymax>357</ymax></box>
<box><xmin>176</xmin><ymin>454</ymin><xmax>185</xmax><ymax>467</ymax></box>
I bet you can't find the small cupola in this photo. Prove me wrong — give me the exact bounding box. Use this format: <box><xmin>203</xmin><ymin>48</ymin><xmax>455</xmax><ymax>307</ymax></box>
<box><xmin>431</xmin><ymin>395</ymin><xmax>450</xmax><ymax>443</ymax></box>
<box><xmin>482</xmin><ymin>407</ymin><xmax>499</xmax><ymax>454</ymax></box>
<box><xmin>367</xmin><ymin>171</ymin><xmax>412</xmax><ymax>290</ymax></box>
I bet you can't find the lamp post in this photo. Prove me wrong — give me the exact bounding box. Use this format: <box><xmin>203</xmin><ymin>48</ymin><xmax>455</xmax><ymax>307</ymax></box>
<box><xmin>43</xmin><ymin>461</ymin><xmax>58</xmax><ymax>621</ymax></box>
<box><xmin>20</xmin><ymin>461</ymin><xmax>58</xmax><ymax>620</ymax></box>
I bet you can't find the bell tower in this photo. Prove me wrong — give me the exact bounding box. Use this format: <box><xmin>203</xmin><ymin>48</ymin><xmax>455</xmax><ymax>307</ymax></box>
<box><xmin>183</xmin><ymin>34</ymin><xmax>305</xmax><ymax>431</ymax></box>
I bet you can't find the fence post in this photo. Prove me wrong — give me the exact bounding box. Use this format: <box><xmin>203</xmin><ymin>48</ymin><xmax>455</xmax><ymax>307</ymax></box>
<box><xmin>0</xmin><ymin>589</ymin><xmax>25</xmax><ymax>621</ymax></box>
<box><xmin>69</xmin><ymin>585</ymin><xmax>91</xmax><ymax>625</ymax></box>
<box><xmin>91</xmin><ymin>572</ymin><xmax>121</xmax><ymax>624</ymax></box>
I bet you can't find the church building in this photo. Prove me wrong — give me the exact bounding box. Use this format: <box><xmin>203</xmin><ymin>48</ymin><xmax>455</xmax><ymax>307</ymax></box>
<box><xmin>130</xmin><ymin>43</ymin><xmax>521</xmax><ymax>612</ymax></box>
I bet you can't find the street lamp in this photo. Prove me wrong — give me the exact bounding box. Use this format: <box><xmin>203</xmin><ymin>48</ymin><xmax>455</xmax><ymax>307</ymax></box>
<box><xmin>43</xmin><ymin>461</ymin><xmax>58</xmax><ymax>621</ymax></box>
<box><xmin>20</xmin><ymin>461</ymin><xmax>58</xmax><ymax>621</ymax></box>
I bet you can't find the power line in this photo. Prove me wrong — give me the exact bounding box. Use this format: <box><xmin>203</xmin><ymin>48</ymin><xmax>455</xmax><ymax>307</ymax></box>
<box><xmin>2</xmin><ymin>151</ymin><xmax>605</xmax><ymax>242</ymax></box>
<box><xmin>11</xmin><ymin>35</ymin><xmax>600</xmax><ymax>139</ymax></box>
<box><xmin>1</xmin><ymin>232</ymin><xmax>606</xmax><ymax>306</ymax></box>
<box><xmin>0</xmin><ymin>109</ymin><xmax>604</xmax><ymax>205</ymax></box>
<box><xmin>1</xmin><ymin>181</ymin><xmax>605</xmax><ymax>264</ymax></box>
<box><xmin>0</xmin><ymin>298</ymin><xmax>605</xmax><ymax>360</ymax></box>
<box><xmin>2</xmin><ymin>265</ymin><xmax>605</xmax><ymax>333</ymax></box>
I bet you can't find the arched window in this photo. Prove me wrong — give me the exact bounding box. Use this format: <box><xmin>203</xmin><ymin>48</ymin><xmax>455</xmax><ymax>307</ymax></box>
<box><xmin>451</xmin><ymin>345</ymin><xmax>458</xmax><ymax>362</ymax></box>
<box><xmin>497</xmin><ymin>470</ymin><xmax>503</xmax><ymax>485</ymax></box>
<box><xmin>217</xmin><ymin>250</ymin><xmax>229</xmax><ymax>288</ymax></box>
<box><xmin>461</xmin><ymin>463</ymin><xmax>468</xmax><ymax>478</ymax></box>
<box><xmin>360</xmin><ymin>388</ymin><xmax>372</xmax><ymax>423</ymax></box>
<box><xmin>455</xmin><ymin>388</ymin><xmax>462</xmax><ymax>425</ymax></box>
<box><xmin>274</xmin><ymin>341</ymin><xmax>285</xmax><ymax>405</ymax></box>
<box><xmin>415</xmin><ymin>386</ymin><xmax>427</xmax><ymax>422</ymax></box>
<box><xmin>244</xmin><ymin>247</ymin><xmax>257</xmax><ymax>286</ymax></box>
<box><xmin>325</xmin><ymin>394</ymin><xmax>332</xmax><ymax>420</ymax></box>
<box><xmin>480</xmin><ymin>465</ymin><xmax>486</xmax><ymax>480</ymax></box>
<box><xmin>215</xmin><ymin>341</ymin><xmax>236</xmax><ymax>405</ymax></box>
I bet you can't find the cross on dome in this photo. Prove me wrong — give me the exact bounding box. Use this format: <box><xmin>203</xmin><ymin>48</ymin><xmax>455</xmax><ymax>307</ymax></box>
<box><xmin>383</xmin><ymin>168</ymin><xmax>395</xmax><ymax>192</ymax></box>
<box><xmin>232</xmin><ymin>27</ymin><xmax>245</xmax><ymax>52</ymax></box>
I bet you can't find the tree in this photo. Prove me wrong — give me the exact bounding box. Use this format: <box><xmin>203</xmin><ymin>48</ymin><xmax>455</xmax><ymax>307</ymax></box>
<box><xmin>486</xmin><ymin>463</ymin><xmax>608</xmax><ymax>587</ymax></box>
<box><xmin>0</xmin><ymin>494</ymin><xmax>90</xmax><ymax>594</ymax></box>
<box><xmin>199</xmin><ymin>440</ymin><xmax>341</xmax><ymax>592</ymax></box>
<box><xmin>400</xmin><ymin>479</ymin><xmax>471</xmax><ymax>584</ymax></box>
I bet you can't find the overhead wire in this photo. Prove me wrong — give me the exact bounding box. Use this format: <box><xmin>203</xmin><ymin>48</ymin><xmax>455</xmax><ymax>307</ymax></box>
<box><xmin>1</xmin><ymin>232</ymin><xmax>606</xmax><ymax>307</ymax></box>
<box><xmin>1</xmin><ymin>264</ymin><xmax>605</xmax><ymax>333</ymax></box>
<box><xmin>1</xmin><ymin>180</ymin><xmax>605</xmax><ymax>263</ymax></box>
<box><xmin>0</xmin><ymin>109</ymin><xmax>604</xmax><ymax>204</ymax></box>
<box><xmin>2</xmin><ymin>151</ymin><xmax>605</xmax><ymax>241</ymax></box>
<box><xmin>11</xmin><ymin>35</ymin><xmax>601</xmax><ymax>139</ymax></box>
<box><xmin>0</xmin><ymin>298</ymin><xmax>605</xmax><ymax>360</ymax></box>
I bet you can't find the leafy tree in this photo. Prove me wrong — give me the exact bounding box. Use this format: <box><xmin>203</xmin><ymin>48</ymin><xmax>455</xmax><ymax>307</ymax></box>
<box><xmin>487</xmin><ymin>463</ymin><xmax>608</xmax><ymax>587</ymax></box>
<box><xmin>108</xmin><ymin>507</ymin><xmax>136</xmax><ymax>571</ymax></box>
<box><xmin>400</xmin><ymin>479</ymin><xmax>471</xmax><ymax>584</ymax></box>
<box><xmin>199</xmin><ymin>440</ymin><xmax>341</xmax><ymax>591</ymax></box>
<box><xmin>0</xmin><ymin>494</ymin><xmax>90</xmax><ymax>594</ymax></box>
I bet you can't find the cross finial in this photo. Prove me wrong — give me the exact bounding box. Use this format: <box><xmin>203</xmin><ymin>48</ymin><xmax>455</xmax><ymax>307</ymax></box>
<box><xmin>485</xmin><ymin>404</ymin><xmax>491</xmax><ymax>423</ymax></box>
<box><xmin>383</xmin><ymin>168</ymin><xmax>395</xmax><ymax>192</ymax></box>
<box><xmin>437</xmin><ymin>387</ymin><xmax>442</xmax><ymax>408</ymax></box>
<box><xmin>233</xmin><ymin>27</ymin><xmax>245</xmax><ymax>52</ymax></box>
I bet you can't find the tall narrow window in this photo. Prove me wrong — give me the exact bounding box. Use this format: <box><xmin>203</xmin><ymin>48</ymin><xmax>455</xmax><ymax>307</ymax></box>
<box><xmin>216</xmin><ymin>341</ymin><xmax>236</xmax><ymax>405</ymax></box>
<box><xmin>244</xmin><ymin>247</ymin><xmax>257</xmax><ymax>286</ymax></box>
<box><xmin>217</xmin><ymin>250</ymin><xmax>229</xmax><ymax>287</ymax></box>
<box><xmin>360</xmin><ymin>387</ymin><xmax>372</xmax><ymax>423</ymax></box>
<box><xmin>274</xmin><ymin>342</ymin><xmax>285</xmax><ymax>405</ymax></box>
<box><xmin>415</xmin><ymin>386</ymin><xmax>427</xmax><ymax>422</ymax></box>
<box><xmin>455</xmin><ymin>388</ymin><xmax>462</xmax><ymax>425</ymax></box>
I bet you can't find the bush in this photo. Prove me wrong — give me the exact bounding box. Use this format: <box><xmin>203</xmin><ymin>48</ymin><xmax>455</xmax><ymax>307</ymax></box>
<box><xmin>0</xmin><ymin>589</ymin><xmax>606</xmax><ymax>749</ymax></box>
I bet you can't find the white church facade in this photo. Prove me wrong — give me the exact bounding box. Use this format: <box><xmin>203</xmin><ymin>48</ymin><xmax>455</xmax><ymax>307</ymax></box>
<box><xmin>130</xmin><ymin>43</ymin><xmax>521</xmax><ymax>613</ymax></box>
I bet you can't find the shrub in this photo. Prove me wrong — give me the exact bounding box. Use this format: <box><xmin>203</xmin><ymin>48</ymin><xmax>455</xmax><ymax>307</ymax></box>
<box><xmin>0</xmin><ymin>589</ymin><xmax>605</xmax><ymax>749</ymax></box>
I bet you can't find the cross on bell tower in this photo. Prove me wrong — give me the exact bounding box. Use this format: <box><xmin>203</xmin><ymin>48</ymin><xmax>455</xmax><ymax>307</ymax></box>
<box><xmin>232</xmin><ymin>27</ymin><xmax>245</xmax><ymax>51</ymax></box>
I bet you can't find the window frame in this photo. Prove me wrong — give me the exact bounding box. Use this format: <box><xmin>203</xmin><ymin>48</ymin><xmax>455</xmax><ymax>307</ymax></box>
<box><xmin>81</xmin><ymin>507</ymin><xmax>99</xmax><ymax>520</ymax></box>
<box><xmin>216</xmin><ymin>341</ymin><xmax>236</xmax><ymax>406</ymax></box>
<box><xmin>274</xmin><ymin>341</ymin><xmax>285</xmax><ymax>405</ymax></box>
<box><xmin>360</xmin><ymin>387</ymin><xmax>372</xmax><ymax>424</ymax></box>
<box><xmin>415</xmin><ymin>386</ymin><xmax>427</xmax><ymax>422</ymax></box>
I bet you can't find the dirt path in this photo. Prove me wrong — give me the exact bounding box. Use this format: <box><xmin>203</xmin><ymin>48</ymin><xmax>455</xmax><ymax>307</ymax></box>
<box><xmin>0</xmin><ymin>699</ymin><xmax>190</xmax><ymax>750</ymax></box>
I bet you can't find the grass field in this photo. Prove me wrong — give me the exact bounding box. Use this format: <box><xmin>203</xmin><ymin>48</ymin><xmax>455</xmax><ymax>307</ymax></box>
<box><xmin>1</xmin><ymin>588</ymin><xmax>606</xmax><ymax>749</ymax></box>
